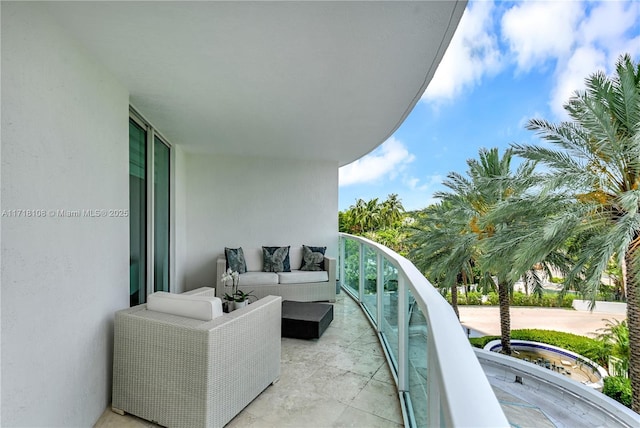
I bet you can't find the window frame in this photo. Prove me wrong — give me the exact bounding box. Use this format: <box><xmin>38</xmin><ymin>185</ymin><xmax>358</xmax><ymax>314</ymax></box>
<box><xmin>129</xmin><ymin>106</ymin><xmax>174</xmax><ymax>302</ymax></box>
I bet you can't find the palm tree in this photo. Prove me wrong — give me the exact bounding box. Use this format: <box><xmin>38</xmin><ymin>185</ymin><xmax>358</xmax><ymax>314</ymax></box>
<box><xmin>347</xmin><ymin>198</ymin><xmax>368</xmax><ymax>234</ymax></box>
<box><xmin>414</xmin><ymin>148</ymin><xmax>537</xmax><ymax>353</ymax></box>
<box><xmin>512</xmin><ymin>54</ymin><xmax>640</xmax><ymax>411</ymax></box>
<box><xmin>454</xmin><ymin>148</ymin><xmax>540</xmax><ymax>355</ymax></box>
<box><xmin>409</xmin><ymin>200</ymin><xmax>477</xmax><ymax>319</ymax></box>
<box><xmin>382</xmin><ymin>193</ymin><xmax>405</xmax><ymax>227</ymax></box>
<box><xmin>363</xmin><ymin>198</ymin><xmax>382</xmax><ymax>231</ymax></box>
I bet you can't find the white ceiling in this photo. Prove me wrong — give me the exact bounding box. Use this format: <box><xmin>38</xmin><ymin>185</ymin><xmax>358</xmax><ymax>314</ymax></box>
<box><xmin>45</xmin><ymin>1</ymin><xmax>466</xmax><ymax>166</ymax></box>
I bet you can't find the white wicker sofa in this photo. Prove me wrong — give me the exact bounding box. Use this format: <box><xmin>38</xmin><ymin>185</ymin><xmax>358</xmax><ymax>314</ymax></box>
<box><xmin>112</xmin><ymin>287</ymin><xmax>281</xmax><ymax>428</ymax></box>
<box><xmin>216</xmin><ymin>246</ymin><xmax>336</xmax><ymax>303</ymax></box>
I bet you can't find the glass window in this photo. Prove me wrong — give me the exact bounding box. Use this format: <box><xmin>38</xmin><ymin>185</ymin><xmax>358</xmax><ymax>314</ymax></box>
<box><xmin>129</xmin><ymin>119</ymin><xmax>147</xmax><ymax>306</ymax></box>
<box><xmin>154</xmin><ymin>137</ymin><xmax>170</xmax><ymax>293</ymax></box>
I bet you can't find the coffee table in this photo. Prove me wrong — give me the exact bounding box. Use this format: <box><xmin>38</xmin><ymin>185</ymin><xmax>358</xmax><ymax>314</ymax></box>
<box><xmin>281</xmin><ymin>300</ymin><xmax>333</xmax><ymax>339</ymax></box>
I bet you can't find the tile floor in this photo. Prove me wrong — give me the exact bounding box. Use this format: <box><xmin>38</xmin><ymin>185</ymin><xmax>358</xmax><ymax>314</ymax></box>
<box><xmin>94</xmin><ymin>293</ymin><xmax>404</xmax><ymax>427</ymax></box>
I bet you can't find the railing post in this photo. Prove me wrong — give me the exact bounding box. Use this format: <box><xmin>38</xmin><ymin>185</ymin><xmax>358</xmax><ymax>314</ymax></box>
<box><xmin>427</xmin><ymin>332</ymin><xmax>440</xmax><ymax>427</ymax></box>
<box><xmin>377</xmin><ymin>252</ymin><xmax>383</xmax><ymax>330</ymax></box>
<box><xmin>397</xmin><ymin>275</ymin><xmax>409</xmax><ymax>392</ymax></box>
<box><xmin>339</xmin><ymin>236</ymin><xmax>345</xmax><ymax>293</ymax></box>
<box><xmin>358</xmin><ymin>243</ymin><xmax>365</xmax><ymax>301</ymax></box>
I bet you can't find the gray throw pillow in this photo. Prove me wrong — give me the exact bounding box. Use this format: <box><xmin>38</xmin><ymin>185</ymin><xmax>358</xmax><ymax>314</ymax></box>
<box><xmin>300</xmin><ymin>245</ymin><xmax>326</xmax><ymax>271</ymax></box>
<box><xmin>225</xmin><ymin>247</ymin><xmax>247</xmax><ymax>274</ymax></box>
<box><xmin>262</xmin><ymin>246</ymin><xmax>291</xmax><ymax>272</ymax></box>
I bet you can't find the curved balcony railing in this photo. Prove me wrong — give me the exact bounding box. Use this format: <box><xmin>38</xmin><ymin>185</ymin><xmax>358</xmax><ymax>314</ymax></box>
<box><xmin>339</xmin><ymin>233</ymin><xmax>508</xmax><ymax>427</ymax></box>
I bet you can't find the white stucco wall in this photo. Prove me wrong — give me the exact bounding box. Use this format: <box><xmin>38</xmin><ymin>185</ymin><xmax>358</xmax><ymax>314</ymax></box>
<box><xmin>1</xmin><ymin>3</ymin><xmax>129</xmax><ymax>426</ymax></box>
<box><xmin>184</xmin><ymin>154</ymin><xmax>339</xmax><ymax>289</ymax></box>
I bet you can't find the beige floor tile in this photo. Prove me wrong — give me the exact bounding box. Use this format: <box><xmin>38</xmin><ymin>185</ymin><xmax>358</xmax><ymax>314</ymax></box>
<box><xmin>316</xmin><ymin>327</ymin><xmax>369</xmax><ymax>347</ymax></box>
<box><xmin>246</xmin><ymin>387</ymin><xmax>348</xmax><ymax>427</ymax></box>
<box><xmin>350</xmin><ymin>379</ymin><xmax>404</xmax><ymax>425</ymax></box>
<box><xmin>95</xmin><ymin>293</ymin><xmax>404</xmax><ymax>427</ymax></box>
<box><xmin>349</xmin><ymin>333</ymin><xmax>385</xmax><ymax>355</ymax></box>
<box><xmin>333</xmin><ymin>406</ymin><xmax>404</xmax><ymax>428</ymax></box>
<box><xmin>305</xmin><ymin>364</ymin><xmax>371</xmax><ymax>404</ymax></box>
<box><xmin>226</xmin><ymin>410</ymin><xmax>279</xmax><ymax>428</ymax></box>
<box><xmin>94</xmin><ymin>408</ymin><xmax>159</xmax><ymax>428</ymax></box>
<box><xmin>324</xmin><ymin>345</ymin><xmax>386</xmax><ymax>378</ymax></box>
<box><xmin>372</xmin><ymin>363</ymin><xmax>396</xmax><ymax>385</ymax></box>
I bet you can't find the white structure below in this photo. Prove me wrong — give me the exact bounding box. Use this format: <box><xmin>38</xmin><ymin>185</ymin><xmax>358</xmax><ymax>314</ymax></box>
<box><xmin>572</xmin><ymin>299</ymin><xmax>627</xmax><ymax>315</ymax></box>
<box><xmin>484</xmin><ymin>340</ymin><xmax>608</xmax><ymax>390</ymax></box>
<box><xmin>476</xmin><ymin>349</ymin><xmax>640</xmax><ymax>428</ymax></box>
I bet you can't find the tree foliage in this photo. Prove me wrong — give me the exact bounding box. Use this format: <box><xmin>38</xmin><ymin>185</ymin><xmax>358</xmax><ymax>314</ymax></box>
<box><xmin>511</xmin><ymin>53</ymin><xmax>640</xmax><ymax>412</ymax></box>
<box><xmin>342</xmin><ymin>53</ymin><xmax>640</xmax><ymax>410</ymax></box>
<box><xmin>339</xmin><ymin>194</ymin><xmax>411</xmax><ymax>255</ymax></box>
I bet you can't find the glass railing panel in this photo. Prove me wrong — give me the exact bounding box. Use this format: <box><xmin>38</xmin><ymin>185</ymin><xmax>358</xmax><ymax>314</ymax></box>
<box><xmin>407</xmin><ymin>288</ymin><xmax>428</xmax><ymax>428</ymax></box>
<box><xmin>343</xmin><ymin>238</ymin><xmax>360</xmax><ymax>296</ymax></box>
<box><xmin>338</xmin><ymin>233</ymin><xmax>508</xmax><ymax>428</ymax></box>
<box><xmin>380</xmin><ymin>258</ymin><xmax>399</xmax><ymax>371</ymax></box>
<box><xmin>362</xmin><ymin>246</ymin><xmax>378</xmax><ymax>323</ymax></box>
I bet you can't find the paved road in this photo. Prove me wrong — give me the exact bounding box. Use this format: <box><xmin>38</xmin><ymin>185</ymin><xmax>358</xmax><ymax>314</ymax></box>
<box><xmin>457</xmin><ymin>305</ymin><xmax>627</xmax><ymax>338</ymax></box>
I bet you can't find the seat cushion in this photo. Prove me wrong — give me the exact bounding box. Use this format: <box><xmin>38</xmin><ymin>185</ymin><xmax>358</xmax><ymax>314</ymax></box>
<box><xmin>278</xmin><ymin>270</ymin><xmax>329</xmax><ymax>284</ymax></box>
<box><xmin>147</xmin><ymin>291</ymin><xmax>223</xmax><ymax>321</ymax></box>
<box><xmin>238</xmin><ymin>271</ymin><xmax>279</xmax><ymax>286</ymax></box>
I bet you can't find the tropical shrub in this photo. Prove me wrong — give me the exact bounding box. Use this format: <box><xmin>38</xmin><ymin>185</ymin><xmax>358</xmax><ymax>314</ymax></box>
<box><xmin>468</xmin><ymin>329</ymin><xmax>599</xmax><ymax>361</ymax></box>
<box><xmin>463</xmin><ymin>292</ymin><xmax>482</xmax><ymax>305</ymax></box>
<box><xmin>444</xmin><ymin>291</ymin><xmax>574</xmax><ymax>308</ymax></box>
<box><xmin>595</xmin><ymin>319</ymin><xmax>629</xmax><ymax>376</ymax></box>
<box><xmin>603</xmin><ymin>376</ymin><xmax>632</xmax><ymax>408</ymax></box>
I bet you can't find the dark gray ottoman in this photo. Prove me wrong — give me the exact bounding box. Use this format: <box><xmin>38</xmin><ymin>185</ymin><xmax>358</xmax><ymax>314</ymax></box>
<box><xmin>281</xmin><ymin>301</ymin><xmax>333</xmax><ymax>339</ymax></box>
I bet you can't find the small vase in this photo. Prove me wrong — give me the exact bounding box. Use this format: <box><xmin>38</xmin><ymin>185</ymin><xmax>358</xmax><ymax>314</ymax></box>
<box><xmin>233</xmin><ymin>300</ymin><xmax>248</xmax><ymax>310</ymax></box>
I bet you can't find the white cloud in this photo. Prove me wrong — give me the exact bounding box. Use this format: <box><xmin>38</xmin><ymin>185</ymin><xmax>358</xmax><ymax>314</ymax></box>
<box><xmin>339</xmin><ymin>137</ymin><xmax>415</xmax><ymax>187</ymax></box>
<box><xmin>401</xmin><ymin>177</ymin><xmax>444</xmax><ymax>211</ymax></box>
<box><xmin>425</xmin><ymin>1</ymin><xmax>639</xmax><ymax>118</ymax></box>
<box><xmin>548</xmin><ymin>1</ymin><xmax>639</xmax><ymax>118</ymax></box>
<box><xmin>579</xmin><ymin>1</ymin><xmax>640</xmax><ymax>51</ymax></box>
<box><xmin>403</xmin><ymin>174</ymin><xmax>442</xmax><ymax>193</ymax></box>
<box><xmin>395</xmin><ymin>174</ymin><xmax>444</xmax><ymax>211</ymax></box>
<box><xmin>422</xmin><ymin>0</ymin><xmax>502</xmax><ymax>102</ymax></box>
<box><xmin>405</xmin><ymin>177</ymin><xmax>422</xmax><ymax>191</ymax></box>
<box><xmin>550</xmin><ymin>46</ymin><xmax>606</xmax><ymax>118</ymax></box>
<box><xmin>501</xmin><ymin>1</ymin><xmax>583</xmax><ymax>73</ymax></box>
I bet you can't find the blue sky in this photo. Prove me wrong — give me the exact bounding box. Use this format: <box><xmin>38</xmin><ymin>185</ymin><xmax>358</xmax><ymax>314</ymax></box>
<box><xmin>338</xmin><ymin>0</ymin><xmax>640</xmax><ymax>212</ymax></box>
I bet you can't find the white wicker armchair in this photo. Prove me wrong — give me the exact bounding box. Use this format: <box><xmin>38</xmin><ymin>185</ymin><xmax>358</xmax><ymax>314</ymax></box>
<box><xmin>111</xmin><ymin>288</ymin><xmax>281</xmax><ymax>428</ymax></box>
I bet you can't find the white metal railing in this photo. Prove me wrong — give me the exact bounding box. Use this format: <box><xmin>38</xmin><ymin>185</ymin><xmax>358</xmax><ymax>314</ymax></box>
<box><xmin>339</xmin><ymin>233</ymin><xmax>508</xmax><ymax>427</ymax></box>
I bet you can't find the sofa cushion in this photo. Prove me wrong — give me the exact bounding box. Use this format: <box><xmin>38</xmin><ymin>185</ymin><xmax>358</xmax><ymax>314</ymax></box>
<box><xmin>300</xmin><ymin>245</ymin><xmax>326</xmax><ymax>271</ymax></box>
<box><xmin>225</xmin><ymin>247</ymin><xmax>247</xmax><ymax>274</ymax></box>
<box><xmin>147</xmin><ymin>292</ymin><xmax>223</xmax><ymax>321</ymax></box>
<box><xmin>239</xmin><ymin>272</ymin><xmax>279</xmax><ymax>286</ymax></box>
<box><xmin>278</xmin><ymin>270</ymin><xmax>329</xmax><ymax>284</ymax></box>
<box><xmin>262</xmin><ymin>246</ymin><xmax>291</xmax><ymax>272</ymax></box>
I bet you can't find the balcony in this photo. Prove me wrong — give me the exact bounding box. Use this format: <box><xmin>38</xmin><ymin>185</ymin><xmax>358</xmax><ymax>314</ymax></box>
<box><xmin>97</xmin><ymin>233</ymin><xmax>507</xmax><ymax>427</ymax></box>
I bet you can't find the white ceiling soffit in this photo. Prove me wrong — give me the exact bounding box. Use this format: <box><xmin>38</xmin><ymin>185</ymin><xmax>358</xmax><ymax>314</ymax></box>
<box><xmin>45</xmin><ymin>1</ymin><xmax>466</xmax><ymax>166</ymax></box>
